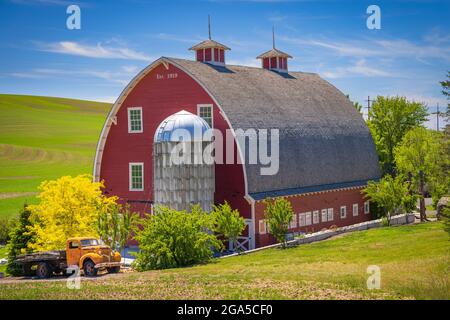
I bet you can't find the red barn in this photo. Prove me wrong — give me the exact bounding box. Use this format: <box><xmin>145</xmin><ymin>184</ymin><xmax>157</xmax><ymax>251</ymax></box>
<box><xmin>93</xmin><ymin>33</ymin><xmax>380</xmax><ymax>250</ymax></box>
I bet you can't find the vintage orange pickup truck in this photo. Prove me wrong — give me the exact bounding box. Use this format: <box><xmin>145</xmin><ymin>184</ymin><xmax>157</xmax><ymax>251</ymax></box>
<box><xmin>15</xmin><ymin>237</ymin><xmax>122</xmax><ymax>278</ymax></box>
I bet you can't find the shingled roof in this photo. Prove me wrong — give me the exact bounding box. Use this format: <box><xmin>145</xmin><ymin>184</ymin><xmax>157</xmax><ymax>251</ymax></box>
<box><xmin>166</xmin><ymin>57</ymin><xmax>381</xmax><ymax>197</ymax></box>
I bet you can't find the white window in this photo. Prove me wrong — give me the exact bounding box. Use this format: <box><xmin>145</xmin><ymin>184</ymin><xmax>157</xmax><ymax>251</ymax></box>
<box><xmin>129</xmin><ymin>162</ymin><xmax>144</xmax><ymax>191</ymax></box>
<box><xmin>128</xmin><ymin>107</ymin><xmax>143</xmax><ymax>133</ymax></box>
<box><xmin>327</xmin><ymin>208</ymin><xmax>334</xmax><ymax>221</ymax></box>
<box><xmin>321</xmin><ymin>209</ymin><xmax>328</xmax><ymax>222</ymax></box>
<box><xmin>299</xmin><ymin>213</ymin><xmax>306</xmax><ymax>227</ymax></box>
<box><xmin>259</xmin><ymin>219</ymin><xmax>267</xmax><ymax>235</ymax></box>
<box><xmin>340</xmin><ymin>206</ymin><xmax>347</xmax><ymax>219</ymax></box>
<box><xmin>313</xmin><ymin>210</ymin><xmax>320</xmax><ymax>224</ymax></box>
<box><xmin>364</xmin><ymin>201</ymin><xmax>370</xmax><ymax>214</ymax></box>
<box><xmin>197</xmin><ymin>104</ymin><xmax>213</xmax><ymax>128</ymax></box>
<box><xmin>290</xmin><ymin>213</ymin><xmax>297</xmax><ymax>229</ymax></box>
<box><xmin>305</xmin><ymin>212</ymin><xmax>312</xmax><ymax>226</ymax></box>
<box><xmin>353</xmin><ymin>203</ymin><xmax>359</xmax><ymax>216</ymax></box>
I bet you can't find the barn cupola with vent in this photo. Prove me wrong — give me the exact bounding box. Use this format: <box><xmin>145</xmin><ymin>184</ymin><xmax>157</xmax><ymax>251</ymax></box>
<box><xmin>189</xmin><ymin>16</ymin><xmax>230</xmax><ymax>66</ymax></box>
<box><xmin>257</xmin><ymin>27</ymin><xmax>292</xmax><ymax>73</ymax></box>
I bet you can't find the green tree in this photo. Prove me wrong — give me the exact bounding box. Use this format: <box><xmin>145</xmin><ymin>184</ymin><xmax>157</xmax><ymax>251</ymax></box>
<box><xmin>363</xmin><ymin>175</ymin><xmax>415</xmax><ymax>225</ymax></box>
<box><xmin>6</xmin><ymin>205</ymin><xmax>36</xmax><ymax>276</ymax></box>
<box><xmin>368</xmin><ymin>96</ymin><xmax>428</xmax><ymax>176</ymax></box>
<box><xmin>133</xmin><ymin>205</ymin><xmax>222</xmax><ymax>270</ymax></box>
<box><xmin>212</xmin><ymin>201</ymin><xmax>246</xmax><ymax>252</ymax></box>
<box><xmin>264</xmin><ymin>198</ymin><xmax>294</xmax><ymax>248</ymax></box>
<box><xmin>97</xmin><ymin>203</ymin><xmax>138</xmax><ymax>253</ymax></box>
<box><xmin>395</xmin><ymin>127</ymin><xmax>443</xmax><ymax>221</ymax></box>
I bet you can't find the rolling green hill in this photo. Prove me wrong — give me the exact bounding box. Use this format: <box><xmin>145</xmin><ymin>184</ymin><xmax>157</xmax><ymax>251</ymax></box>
<box><xmin>0</xmin><ymin>94</ymin><xmax>110</xmax><ymax>218</ymax></box>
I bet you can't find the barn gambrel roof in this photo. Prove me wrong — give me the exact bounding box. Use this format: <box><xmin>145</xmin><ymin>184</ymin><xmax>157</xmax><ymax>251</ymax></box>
<box><xmin>94</xmin><ymin>57</ymin><xmax>381</xmax><ymax>200</ymax></box>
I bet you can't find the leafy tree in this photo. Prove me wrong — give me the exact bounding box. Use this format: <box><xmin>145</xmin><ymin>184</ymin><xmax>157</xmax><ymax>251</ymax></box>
<box><xmin>264</xmin><ymin>198</ymin><xmax>294</xmax><ymax>248</ymax></box>
<box><xmin>97</xmin><ymin>203</ymin><xmax>138</xmax><ymax>252</ymax></box>
<box><xmin>28</xmin><ymin>175</ymin><xmax>118</xmax><ymax>251</ymax></box>
<box><xmin>440</xmin><ymin>71</ymin><xmax>449</xmax><ymax>121</ymax></box>
<box><xmin>395</xmin><ymin>127</ymin><xmax>443</xmax><ymax>221</ymax></box>
<box><xmin>363</xmin><ymin>175</ymin><xmax>415</xmax><ymax>225</ymax></box>
<box><xmin>133</xmin><ymin>205</ymin><xmax>222</xmax><ymax>270</ymax></box>
<box><xmin>6</xmin><ymin>205</ymin><xmax>36</xmax><ymax>276</ymax></box>
<box><xmin>368</xmin><ymin>96</ymin><xmax>428</xmax><ymax>176</ymax></box>
<box><xmin>211</xmin><ymin>201</ymin><xmax>246</xmax><ymax>252</ymax></box>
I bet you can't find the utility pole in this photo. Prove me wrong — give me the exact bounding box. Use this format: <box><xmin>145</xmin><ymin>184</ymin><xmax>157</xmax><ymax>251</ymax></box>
<box><xmin>365</xmin><ymin>96</ymin><xmax>373</xmax><ymax>120</ymax></box>
<box><xmin>431</xmin><ymin>103</ymin><xmax>442</xmax><ymax>131</ymax></box>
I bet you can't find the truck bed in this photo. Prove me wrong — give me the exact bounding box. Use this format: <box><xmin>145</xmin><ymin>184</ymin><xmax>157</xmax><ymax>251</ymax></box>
<box><xmin>16</xmin><ymin>250</ymin><xmax>66</xmax><ymax>264</ymax></box>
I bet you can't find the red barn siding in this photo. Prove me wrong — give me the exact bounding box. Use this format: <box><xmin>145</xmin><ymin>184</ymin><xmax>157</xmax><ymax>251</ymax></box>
<box><xmin>204</xmin><ymin>48</ymin><xmax>212</xmax><ymax>61</ymax></box>
<box><xmin>100</xmin><ymin>62</ymin><xmax>250</xmax><ymax>220</ymax></box>
<box><xmin>196</xmin><ymin>50</ymin><xmax>204</xmax><ymax>62</ymax></box>
<box><xmin>254</xmin><ymin>188</ymin><xmax>370</xmax><ymax>247</ymax></box>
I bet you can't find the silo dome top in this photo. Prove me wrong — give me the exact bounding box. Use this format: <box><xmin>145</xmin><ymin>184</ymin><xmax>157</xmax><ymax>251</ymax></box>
<box><xmin>154</xmin><ymin>110</ymin><xmax>212</xmax><ymax>142</ymax></box>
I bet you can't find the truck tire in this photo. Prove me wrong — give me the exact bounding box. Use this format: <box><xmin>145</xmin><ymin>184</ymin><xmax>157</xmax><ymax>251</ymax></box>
<box><xmin>83</xmin><ymin>260</ymin><xmax>98</xmax><ymax>277</ymax></box>
<box><xmin>36</xmin><ymin>262</ymin><xmax>52</xmax><ymax>279</ymax></box>
<box><xmin>107</xmin><ymin>266</ymin><xmax>120</xmax><ymax>274</ymax></box>
<box><xmin>22</xmin><ymin>264</ymin><xmax>34</xmax><ymax>277</ymax></box>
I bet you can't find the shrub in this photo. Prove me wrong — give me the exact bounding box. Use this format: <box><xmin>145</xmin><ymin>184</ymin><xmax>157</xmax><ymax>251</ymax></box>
<box><xmin>133</xmin><ymin>205</ymin><xmax>222</xmax><ymax>271</ymax></box>
<box><xmin>211</xmin><ymin>201</ymin><xmax>246</xmax><ymax>252</ymax></box>
<box><xmin>0</xmin><ymin>217</ymin><xmax>17</xmax><ymax>245</ymax></box>
<box><xmin>6</xmin><ymin>205</ymin><xmax>36</xmax><ymax>276</ymax></box>
<box><xmin>97</xmin><ymin>203</ymin><xmax>139</xmax><ymax>252</ymax></box>
<box><xmin>264</xmin><ymin>198</ymin><xmax>294</xmax><ymax>248</ymax></box>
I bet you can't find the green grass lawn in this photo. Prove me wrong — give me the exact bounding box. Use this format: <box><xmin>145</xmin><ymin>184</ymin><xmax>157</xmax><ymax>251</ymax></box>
<box><xmin>0</xmin><ymin>222</ymin><xmax>448</xmax><ymax>300</ymax></box>
<box><xmin>0</xmin><ymin>94</ymin><xmax>110</xmax><ymax>218</ymax></box>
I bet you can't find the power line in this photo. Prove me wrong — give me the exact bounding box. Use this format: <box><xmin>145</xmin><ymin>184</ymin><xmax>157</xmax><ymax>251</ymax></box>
<box><xmin>431</xmin><ymin>103</ymin><xmax>443</xmax><ymax>131</ymax></box>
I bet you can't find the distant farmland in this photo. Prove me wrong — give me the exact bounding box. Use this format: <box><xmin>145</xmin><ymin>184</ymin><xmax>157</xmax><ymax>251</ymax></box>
<box><xmin>0</xmin><ymin>94</ymin><xmax>110</xmax><ymax>218</ymax></box>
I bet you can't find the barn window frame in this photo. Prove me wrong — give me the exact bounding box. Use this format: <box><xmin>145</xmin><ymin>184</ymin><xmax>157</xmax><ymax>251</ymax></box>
<box><xmin>129</xmin><ymin>162</ymin><xmax>144</xmax><ymax>191</ymax></box>
<box><xmin>259</xmin><ymin>219</ymin><xmax>267</xmax><ymax>235</ymax></box>
<box><xmin>290</xmin><ymin>213</ymin><xmax>297</xmax><ymax>229</ymax></box>
<box><xmin>197</xmin><ymin>104</ymin><xmax>213</xmax><ymax>128</ymax></box>
<box><xmin>321</xmin><ymin>209</ymin><xmax>328</xmax><ymax>222</ymax></box>
<box><xmin>364</xmin><ymin>201</ymin><xmax>370</xmax><ymax>214</ymax></box>
<box><xmin>340</xmin><ymin>206</ymin><xmax>347</xmax><ymax>219</ymax></box>
<box><xmin>299</xmin><ymin>213</ymin><xmax>306</xmax><ymax>227</ymax></box>
<box><xmin>353</xmin><ymin>203</ymin><xmax>359</xmax><ymax>216</ymax></box>
<box><xmin>305</xmin><ymin>212</ymin><xmax>312</xmax><ymax>226</ymax></box>
<box><xmin>128</xmin><ymin>107</ymin><xmax>143</xmax><ymax>133</ymax></box>
<box><xmin>313</xmin><ymin>210</ymin><xmax>320</xmax><ymax>224</ymax></box>
<box><xmin>327</xmin><ymin>208</ymin><xmax>334</xmax><ymax>221</ymax></box>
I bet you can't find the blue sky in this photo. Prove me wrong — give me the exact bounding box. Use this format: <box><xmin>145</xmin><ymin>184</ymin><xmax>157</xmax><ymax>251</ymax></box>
<box><xmin>0</xmin><ymin>0</ymin><xmax>449</xmax><ymax>128</ymax></box>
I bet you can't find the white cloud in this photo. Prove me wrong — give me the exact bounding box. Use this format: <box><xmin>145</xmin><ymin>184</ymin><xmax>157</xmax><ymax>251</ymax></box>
<box><xmin>322</xmin><ymin>59</ymin><xmax>393</xmax><ymax>79</ymax></box>
<box><xmin>36</xmin><ymin>41</ymin><xmax>154</xmax><ymax>62</ymax></box>
<box><xmin>282</xmin><ymin>36</ymin><xmax>450</xmax><ymax>62</ymax></box>
<box><xmin>6</xmin><ymin>66</ymin><xmax>140</xmax><ymax>86</ymax></box>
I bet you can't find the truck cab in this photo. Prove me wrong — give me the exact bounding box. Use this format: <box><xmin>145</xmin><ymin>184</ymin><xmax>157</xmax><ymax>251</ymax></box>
<box><xmin>66</xmin><ymin>237</ymin><xmax>122</xmax><ymax>277</ymax></box>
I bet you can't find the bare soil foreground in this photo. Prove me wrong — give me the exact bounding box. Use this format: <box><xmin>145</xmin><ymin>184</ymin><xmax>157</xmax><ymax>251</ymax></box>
<box><xmin>0</xmin><ymin>222</ymin><xmax>448</xmax><ymax>300</ymax></box>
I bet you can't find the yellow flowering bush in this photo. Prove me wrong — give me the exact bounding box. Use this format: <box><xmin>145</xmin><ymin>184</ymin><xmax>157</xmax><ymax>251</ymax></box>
<box><xmin>28</xmin><ymin>175</ymin><xmax>117</xmax><ymax>251</ymax></box>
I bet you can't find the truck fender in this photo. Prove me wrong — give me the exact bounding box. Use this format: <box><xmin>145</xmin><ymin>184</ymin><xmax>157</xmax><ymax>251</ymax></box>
<box><xmin>79</xmin><ymin>253</ymin><xmax>101</xmax><ymax>269</ymax></box>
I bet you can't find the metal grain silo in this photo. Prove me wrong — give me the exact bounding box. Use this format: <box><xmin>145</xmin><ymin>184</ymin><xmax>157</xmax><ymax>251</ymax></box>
<box><xmin>153</xmin><ymin>110</ymin><xmax>214</xmax><ymax>212</ymax></box>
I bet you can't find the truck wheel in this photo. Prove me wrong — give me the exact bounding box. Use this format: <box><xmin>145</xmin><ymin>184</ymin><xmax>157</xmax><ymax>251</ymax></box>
<box><xmin>107</xmin><ymin>266</ymin><xmax>120</xmax><ymax>274</ymax></box>
<box><xmin>22</xmin><ymin>264</ymin><xmax>34</xmax><ymax>277</ymax></box>
<box><xmin>83</xmin><ymin>260</ymin><xmax>98</xmax><ymax>277</ymax></box>
<box><xmin>36</xmin><ymin>262</ymin><xmax>52</xmax><ymax>279</ymax></box>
